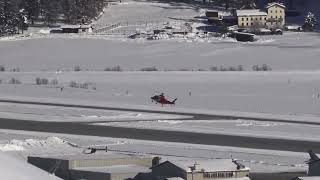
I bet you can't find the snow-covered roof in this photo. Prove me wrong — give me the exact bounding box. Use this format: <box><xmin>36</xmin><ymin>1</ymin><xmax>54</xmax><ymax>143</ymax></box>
<box><xmin>61</xmin><ymin>25</ymin><xmax>91</xmax><ymax>29</ymax></box>
<box><xmin>296</xmin><ymin>177</ymin><xmax>320</xmax><ymax>180</ymax></box>
<box><xmin>153</xmin><ymin>159</ymin><xmax>249</xmax><ymax>173</ymax></box>
<box><xmin>265</xmin><ymin>2</ymin><xmax>286</xmax><ymax>9</ymax></box>
<box><xmin>258</xmin><ymin>28</ymin><xmax>271</xmax><ymax>32</ymax></box>
<box><xmin>166</xmin><ymin>177</ymin><xmax>185</xmax><ymax>180</ymax></box>
<box><xmin>219</xmin><ymin>11</ymin><xmax>232</xmax><ymax>17</ymax></box>
<box><xmin>236</xmin><ymin>9</ymin><xmax>267</xmax><ymax>17</ymax></box>
<box><xmin>73</xmin><ymin>164</ymin><xmax>151</xmax><ymax>174</ymax></box>
<box><xmin>0</xmin><ymin>152</ymin><xmax>62</xmax><ymax>180</ymax></box>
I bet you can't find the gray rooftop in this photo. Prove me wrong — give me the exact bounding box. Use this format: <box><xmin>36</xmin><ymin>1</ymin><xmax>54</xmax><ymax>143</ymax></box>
<box><xmin>156</xmin><ymin>159</ymin><xmax>249</xmax><ymax>173</ymax></box>
<box><xmin>73</xmin><ymin>164</ymin><xmax>151</xmax><ymax>174</ymax></box>
<box><xmin>236</xmin><ymin>9</ymin><xmax>267</xmax><ymax>16</ymax></box>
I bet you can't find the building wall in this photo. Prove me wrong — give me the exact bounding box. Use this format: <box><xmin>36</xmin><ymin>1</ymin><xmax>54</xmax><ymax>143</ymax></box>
<box><xmin>234</xmin><ymin>170</ymin><xmax>250</xmax><ymax>178</ymax></box>
<box><xmin>111</xmin><ymin>172</ymin><xmax>144</xmax><ymax>180</ymax></box>
<box><xmin>238</xmin><ymin>15</ymin><xmax>267</xmax><ymax>28</ymax></box>
<box><xmin>308</xmin><ymin>162</ymin><xmax>320</xmax><ymax>176</ymax></box>
<box><xmin>28</xmin><ymin>157</ymin><xmax>69</xmax><ymax>179</ymax></box>
<box><xmin>152</xmin><ymin>162</ymin><xmax>187</xmax><ymax>179</ymax></box>
<box><xmin>266</xmin><ymin>5</ymin><xmax>286</xmax><ymax>28</ymax></box>
<box><xmin>70</xmin><ymin>169</ymin><xmax>111</xmax><ymax>180</ymax></box>
<box><xmin>186</xmin><ymin>170</ymin><xmax>250</xmax><ymax>180</ymax></box>
<box><xmin>69</xmin><ymin>157</ymin><xmax>153</xmax><ymax>169</ymax></box>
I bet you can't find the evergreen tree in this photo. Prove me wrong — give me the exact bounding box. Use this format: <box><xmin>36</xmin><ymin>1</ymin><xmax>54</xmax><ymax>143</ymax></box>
<box><xmin>1</xmin><ymin>0</ymin><xmax>107</xmax><ymax>35</ymax></box>
<box><xmin>40</xmin><ymin>0</ymin><xmax>61</xmax><ymax>25</ymax></box>
<box><xmin>21</xmin><ymin>0</ymin><xmax>40</xmax><ymax>25</ymax></box>
<box><xmin>0</xmin><ymin>0</ymin><xmax>21</xmax><ymax>35</ymax></box>
<box><xmin>303</xmin><ymin>12</ymin><xmax>317</xmax><ymax>31</ymax></box>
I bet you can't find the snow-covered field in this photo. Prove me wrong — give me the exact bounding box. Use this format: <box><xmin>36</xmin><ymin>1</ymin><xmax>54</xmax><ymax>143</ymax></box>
<box><xmin>1</xmin><ymin>32</ymin><xmax>320</xmax><ymax>71</ymax></box>
<box><xmin>1</xmin><ymin>0</ymin><xmax>320</xmax><ymax>72</ymax></box>
<box><xmin>0</xmin><ymin>103</ymin><xmax>189</xmax><ymax>122</ymax></box>
<box><xmin>2</xmin><ymin>71</ymin><xmax>320</xmax><ymax>117</ymax></box>
<box><xmin>0</xmin><ymin>0</ymin><xmax>320</xmax><ymax>177</ymax></box>
<box><xmin>96</xmin><ymin>1</ymin><xmax>200</xmax><ymax>25</ymax></box>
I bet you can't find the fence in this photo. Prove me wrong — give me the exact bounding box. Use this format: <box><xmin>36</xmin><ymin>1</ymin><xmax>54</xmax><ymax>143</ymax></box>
<box><xmin>93</xmin><ymin>21</ymin><xmax>187</xmax><ymax>35</ymax></box>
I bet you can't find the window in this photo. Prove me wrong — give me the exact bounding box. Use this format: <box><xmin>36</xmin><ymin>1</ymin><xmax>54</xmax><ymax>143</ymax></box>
<box><xmin>256</xmin><ymin>18</ymin><xmax>258</xmax><ymax>21</ymax></box>
<box><xmin>246</xmin><ymin>18</ymin><xmax>248</xmax><ymax>21</ymax></box>
<box><xmin>204</xmin><ymin>172</ymin><xmax>235</xmax><ymax>178</ymax></box>
<box><xmin>242</xmin><ymin>17</ymin><xmax>244</xmax><ymax>21</ymax></box>
<box><xmin>251</xmin><ymin>17</ymin><xmax>253</xmax><ymax>21</ymax></box>
<box><xmin>251</xmin><ymin>22</ymin><xmax>253</xmax><ymax>26</ymax></box>
<box><xmin>275</xmin><ymin>10</ymin><xmax>277</xmax><ymax>13</ymax></box>
<box><xmin>264</xmin><ymin>17</ymin><xmax>266</xmax><ymax>20</ymax></box>
<box><xmin>246</xmin><ymin>23</ymin><xmax>249</xmax><ymax>26</ymax></box>
<box><xmin>270</xmin><ymin>10</ymin><xmax>272</xmax><ymax>13</ymax></box>
<box><xmin>242</xmin><ymin>23</ymin><xmax>244</xmax><ymax>26</ymax></box>
<box><xmin>260</xmin><ymin>17</ymin><xmax>262</xmax><ymax>20</ymax></box>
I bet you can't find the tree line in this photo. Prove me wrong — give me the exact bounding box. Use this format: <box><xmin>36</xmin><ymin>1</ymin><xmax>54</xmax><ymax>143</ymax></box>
<box><xmin>0</xmin><ymin>0</ymin><xmax>107</xmax><ymax>35</ymax></box>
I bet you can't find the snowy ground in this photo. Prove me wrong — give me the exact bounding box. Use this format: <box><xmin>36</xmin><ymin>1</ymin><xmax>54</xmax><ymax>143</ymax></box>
<box><xmin>0</xmin><ymin>103</ymin><xmax>189</xmax><ymax>122</ymax></box>
<box><xmin>0</xmin><ymin>129</ymin><xmax>310</xmax><ymax>173</ymax></box>
<box><xmin>95</xmin><ymin>0</ymin><xmax>201</xmax><ymax>26</ymax></box>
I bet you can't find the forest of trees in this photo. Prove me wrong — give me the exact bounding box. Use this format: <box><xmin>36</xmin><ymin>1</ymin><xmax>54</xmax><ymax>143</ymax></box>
<box><xmin>0</xmin><ymin>0</ymin><xmax>107</xmax><ymax>35</ymax></box>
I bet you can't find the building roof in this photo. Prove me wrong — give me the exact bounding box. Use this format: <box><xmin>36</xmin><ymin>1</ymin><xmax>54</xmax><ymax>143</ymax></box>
<box><xmin>265</xmin><ymin>2</ymin><xmax>286</xmax><ymax>9</ymax></box>
<box><xmin>236</xmin><ymin>9</ymin><xmax>267</xmax><ymax>17</ymax></box>
<box><xmin>166</xmin><ymin>177</ymin><xmax>185</xmax><ymax>180</ymax></box>
<box><xmin>152</xmin><ymin>159</ymin><xmax>249</xmax><ymax>173</ymax></box>
<box><xmin>296</xmin><ymin>177</ymin><xmax>320</xmax><ymax>180</ymax></box>
<box><xmin>72</xmin><ymin>164</ymin><xmax>151</xmax><ymax>174</ymax></box>
<box><xmin>61</xmin><ymin>25</ymin><xmax>92</xmax><ymax>29</ymax></box>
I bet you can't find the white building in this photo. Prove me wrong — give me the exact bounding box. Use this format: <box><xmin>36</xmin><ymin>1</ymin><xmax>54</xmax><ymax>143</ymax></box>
<box><xmin>150</xmin><ymin>159</ymin><xmax>250</xmax><ymax>180</ymax></box>
<box><xmin>294</xmin><ymin>177</ymin><xmax>320</xmax><ymax>180</ymax></box>
<box><xmin>236</xmin><ymin>2</ymin><xmax>286</xmax><ymax>29</ymax></box>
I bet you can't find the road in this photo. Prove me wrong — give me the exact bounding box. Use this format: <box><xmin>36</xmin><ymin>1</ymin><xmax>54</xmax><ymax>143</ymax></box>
<box><xmin>0</xmin><ymin>99</ymin><xmax>319</xmax><ymax>153</ymax></box>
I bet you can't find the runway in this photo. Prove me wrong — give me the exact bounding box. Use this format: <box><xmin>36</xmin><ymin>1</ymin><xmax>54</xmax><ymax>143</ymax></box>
<box><xmin>0</xmin><ymin>117</ymin><xmax>319</xmax><ymax>153</ymax></box>
<box><xmin>0</xmin><ymin>99</ymin><xmax>319</xmax><ymax>153</ymax></box>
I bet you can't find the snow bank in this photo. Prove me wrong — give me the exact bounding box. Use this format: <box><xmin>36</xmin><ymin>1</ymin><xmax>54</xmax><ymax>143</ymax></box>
<box><xmin>0</xmin><ymin>152</ymin><xmax>62</xmax><ymax>180</ymax></box>
<box><xmin>0</xmin><ymin>144</ymin><xmax>24</xmax><ymax>151</ymax></box>
<box><xmin>0</xmin><ymin>137</ymin><xmax>68</xmax><ymax>152</ymax></box>
<box><xmin>39</xmin><ymin>29</ymin><xmax>51</xmax><ymax>34</ymax></box>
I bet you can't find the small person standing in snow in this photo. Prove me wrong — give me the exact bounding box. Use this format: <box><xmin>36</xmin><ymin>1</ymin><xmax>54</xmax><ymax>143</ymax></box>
<box><xmin>61</xmin><ymin>87</ymin><xmax>64</xmax><ymax>92</ymax></box>
<box><xmin>189</xmin><ymin>91</ymin><xmax>192</xmax><ymax>96</ymax></box>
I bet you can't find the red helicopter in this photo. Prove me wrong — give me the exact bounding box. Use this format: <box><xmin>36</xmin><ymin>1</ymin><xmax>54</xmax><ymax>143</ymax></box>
<box><xmin>151</xmin><ymin>93</ymin><xmax>177</xmax><ymax>106</ymax></box>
